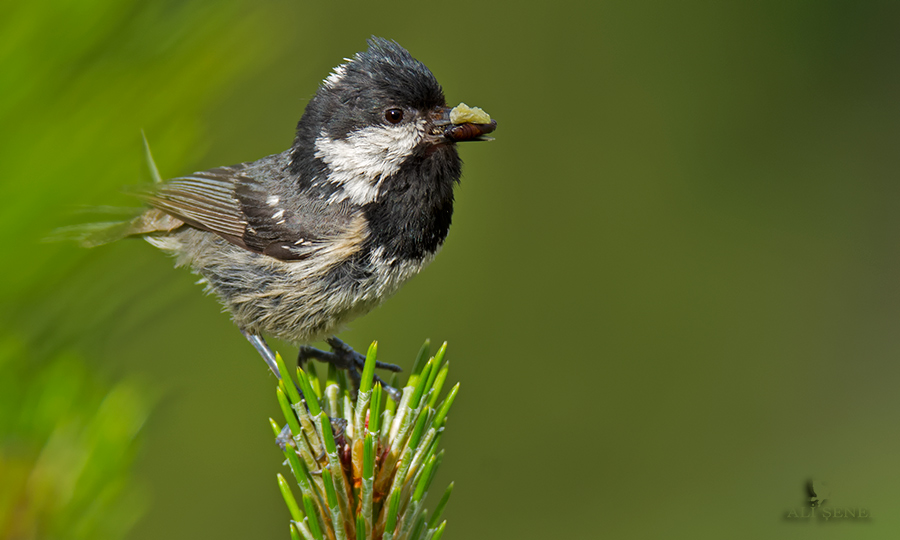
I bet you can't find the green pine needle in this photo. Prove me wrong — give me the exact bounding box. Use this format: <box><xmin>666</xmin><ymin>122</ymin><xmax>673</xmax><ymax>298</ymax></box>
<box><xmin>431</xmin><ymin>384</ymin><xmax>459</xmax><ymax>430</ymax></box>
<box><xmin>409</xmin><ymin>359</ymin><xmax>433</xmax><ymax>410</ymax></box>
<box><xmin>276</xmin><ymin>353</ymin><xmax>301</xmax><ymax>403</ymax></box>
<box><xmin>356</xmin><ymin>514</ymin><xmax>367</xmax><ymax>540</ymax></box>
<box><xmin>385</xmin><ymin>489</ymin><xmax>402</xmax><ymax>536</ymax></box>
<box><xmin>409</xmin><ymin>340</ymin><xmax>431</xmax><ymax>385</ymax></box>
<box><xmin>412</xmin><ymin>455</ymin><xmax>436</xmax><ymax>502</ymax></box>
<box><xmin>141</xmin><ymin>130</ymin><xmax>163</xmax><ymax>184</ymax></box>
<box><xmin>307</xmin><ymin>363</ymin><xmax>322</xmax><ymax>398</ymax></box>
<box><xmin>302</xmin><ymin>494</ymin><xmax>324</xmax><ymax>540</ymax></box>
<box><xmin>385</xmin><ymin>373</ymin><xmax>401</xmax><ymax>415</ymax></box>
<box><xmin>359</xmin><ymin>342</ymin><xmax>378</xmax><ymax>394</ymax></box>
<box><xmin>273</xmin><ymin>340</ymin><xmax>459</xmax><ymax>540</ymax></box>
<box><xmin>431</xmin><ymin>521</ymin><xmax>447</xmax><ymax>540</ymax></box>
<box><xmin>426</xmin><ymin>362</ymin><xmax>449</xmax><ymax>410</ymax></box>
<box><xmin>427</xmin><ymin>483</ymin><xmax>453</xmax><ymax>529</ymax></box>
<box><xmin>369</xmin><ymin>383</ymin><xmax>383</xmax><ymax>435</ymax></box>
<box><xmin>277</xmin><ymin>387</ymin><xmax>303</xmax><ymax>439</ymax></box>
<box><xmin>278</xmin><ymin>473</ymin><xmax>305</xmax><ymax>523</ymax></box>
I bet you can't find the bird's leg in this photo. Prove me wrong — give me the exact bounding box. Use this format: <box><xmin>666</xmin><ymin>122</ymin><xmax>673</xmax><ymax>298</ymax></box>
<box><xmin>243</xmin><ymin>330</ymin><xmax>314</xmax><ymax>448</ymax></box>
<box><xmin>241</xmin><ymin>329</ymin><xmax>281</xmax><ymax>378</ymax></box>
<box><xmin>297</xmin><ymin>337</ymin><xmax>402</xmax><ymax>401</ymax></box>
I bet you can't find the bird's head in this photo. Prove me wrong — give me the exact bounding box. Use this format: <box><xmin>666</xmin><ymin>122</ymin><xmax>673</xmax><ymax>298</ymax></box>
<box><xmin>291</xmin><ymin>37</ymin><xmax>496</xmax><ymax>206</ymax></box>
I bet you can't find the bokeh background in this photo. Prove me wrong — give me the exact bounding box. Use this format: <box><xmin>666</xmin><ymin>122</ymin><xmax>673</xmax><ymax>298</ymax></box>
<box><xmin>4</xmin><ymin>1</ymin><xmax>900</xmax><ymax>538</ymax></box>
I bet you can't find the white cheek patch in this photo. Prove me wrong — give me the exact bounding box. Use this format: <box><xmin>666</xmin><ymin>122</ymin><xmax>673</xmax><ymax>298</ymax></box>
<box><xmin>314</xmin><ymin>120</ymin><xmax>424</xmax><ymax>205</ymax></box>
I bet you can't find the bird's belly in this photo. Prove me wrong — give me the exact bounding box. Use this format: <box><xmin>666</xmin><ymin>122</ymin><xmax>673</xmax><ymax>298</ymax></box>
<box><xmin>235</xmin><ymin>250</ymin><xmax>434</xmax><ymax>342</ymax></box>
<box><xmin>150</xmin><ymin>229</ymin><xmax>436</xmax><ymax>343</ymax></box>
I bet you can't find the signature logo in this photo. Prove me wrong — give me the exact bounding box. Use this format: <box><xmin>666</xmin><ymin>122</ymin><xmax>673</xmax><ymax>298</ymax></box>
<box><xmin>784</xmin><ymin>479</ymin><xmax>870</xmax><ymax>522</ymax></box>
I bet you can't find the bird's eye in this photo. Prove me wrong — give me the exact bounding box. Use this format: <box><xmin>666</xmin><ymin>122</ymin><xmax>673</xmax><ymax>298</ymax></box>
<box><xmin>385</xmin><ymin>108</ymin><xmax>404</xmax><ymax>124</ymax></box>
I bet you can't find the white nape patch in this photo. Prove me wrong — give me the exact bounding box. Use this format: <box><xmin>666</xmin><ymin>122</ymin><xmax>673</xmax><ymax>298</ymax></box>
<box><xmin>314</xmin><ymin>120</ymin><xmax>425</xmax><ymax>205</ymax></box>
<box><xmin>266</xmin><ymin>195</ymin><xmax>280</xmax><ymax>206</ymax></box>
<box><xmin>323</xmin><ymin>62</ymin><xmax>349</xmax><ymax>89</ymax></box>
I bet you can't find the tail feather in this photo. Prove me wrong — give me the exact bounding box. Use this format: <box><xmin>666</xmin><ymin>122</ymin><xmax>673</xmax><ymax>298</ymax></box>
<box><xmin>48</xmin><ymin>133</ymin><xmax>181</xmax><ymax>247</ymax></box>
<box><xmin>49</xmin><ymin>209</ymin><xmax>184</xmax><ymax>247</ymax></box>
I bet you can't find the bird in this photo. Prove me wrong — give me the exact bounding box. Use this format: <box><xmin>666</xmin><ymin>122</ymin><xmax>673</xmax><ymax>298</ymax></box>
<box><xmin>83</xmin><ymin>37</ymin><xmax>496</xmax><ymax>390</ymax></box>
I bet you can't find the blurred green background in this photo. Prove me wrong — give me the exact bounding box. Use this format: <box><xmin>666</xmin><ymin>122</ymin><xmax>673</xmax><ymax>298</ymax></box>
<box><xmin>3</xmin><ymin>1</ymin><xmax>900</xmax><ymax>538</ymax></box>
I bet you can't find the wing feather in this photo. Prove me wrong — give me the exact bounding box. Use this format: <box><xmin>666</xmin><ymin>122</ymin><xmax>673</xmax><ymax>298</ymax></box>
<box><xmin>138</xmin><ymin>166</ymin><xmax>248</xmax><ymax>242</ymax></box>
<box><xmin>136</xmin><ymin>160</ymin><xmax>363</xmax><ymax>261</ymax></box>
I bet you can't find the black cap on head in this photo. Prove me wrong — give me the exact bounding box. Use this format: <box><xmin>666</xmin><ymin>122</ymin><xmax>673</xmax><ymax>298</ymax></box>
<box><xmin>296</xmin><ymin>37</ymin><xmax>446</xmax><ymax>141</ymax></box>
<box><xmin>337</xmin><ymin>37</ymin><xmax>445</xmax><ymax>110</ymax></box>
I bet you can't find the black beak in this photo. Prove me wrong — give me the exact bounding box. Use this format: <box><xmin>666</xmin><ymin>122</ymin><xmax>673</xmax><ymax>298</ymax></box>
<box><xmin>432</xmin><ymin>106</ymin><xmax>498</xmax><ymax>142</ymax></box>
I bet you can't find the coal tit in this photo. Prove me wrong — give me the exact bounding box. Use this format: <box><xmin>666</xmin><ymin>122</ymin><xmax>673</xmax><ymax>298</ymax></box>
<box><xmin>98</xmin><ymin>37</ymin><xmax>496</xmax><ymax>383</ymax></box>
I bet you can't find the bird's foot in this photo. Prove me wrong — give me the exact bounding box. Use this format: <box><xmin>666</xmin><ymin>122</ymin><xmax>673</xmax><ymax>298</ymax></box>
<box><xmin>297</xmin><ymin>337</ymin><xmax>402</xmax><ymax>401</ymax></box>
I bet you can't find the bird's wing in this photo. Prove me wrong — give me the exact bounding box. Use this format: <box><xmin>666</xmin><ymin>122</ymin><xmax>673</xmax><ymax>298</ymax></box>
<box><xmin>138</xmin><ymin>165</ymin><xmax>249</xmax><ymax>247</ymax></box>
<box><xmin>139</xmin><ymin>163</ymin><xmax>360</xmax><ymax>261</ymax></box>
